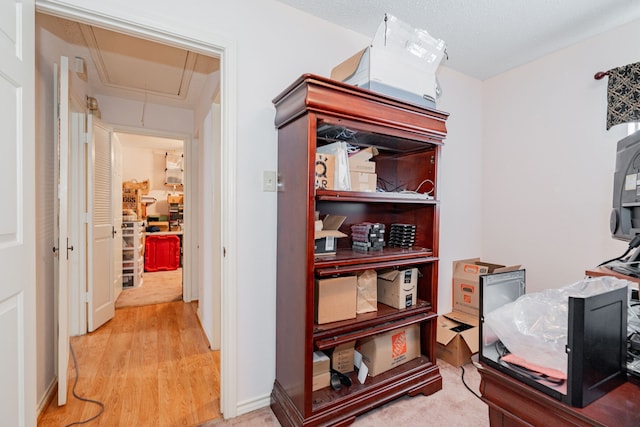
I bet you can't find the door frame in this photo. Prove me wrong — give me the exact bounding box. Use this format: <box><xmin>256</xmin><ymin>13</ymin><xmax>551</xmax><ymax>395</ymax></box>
<box><xmin>36</xmin><ymin>0</ymin><xmax>239</xmax><ymax>418</ymax></box>
<box><xmin>113</xmin><ymin>126</ymin><xmax>194</xmax><ymax>302</ymax></box>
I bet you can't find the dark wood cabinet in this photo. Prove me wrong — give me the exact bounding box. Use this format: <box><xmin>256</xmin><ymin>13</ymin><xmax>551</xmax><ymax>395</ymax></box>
<box><xmin>270</xmin><ymin>74</ymin><xmax>449</xmax><ymax>426</ymax></box>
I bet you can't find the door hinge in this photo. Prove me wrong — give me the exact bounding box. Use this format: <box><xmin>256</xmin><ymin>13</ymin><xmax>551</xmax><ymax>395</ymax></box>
<box><xmin>83</xmin><ymin>212</ymin><xmax>90</xmax><ymax>223</ymax></box>
<box><xmin>85</xmin><ymin>292</ymin><xmax>90</xmax><ymax>303</ymax></box>
<box><xmin>83</xmin><ymin>132</ymin><xmax>89</xmax><ymax>144</ymax></box>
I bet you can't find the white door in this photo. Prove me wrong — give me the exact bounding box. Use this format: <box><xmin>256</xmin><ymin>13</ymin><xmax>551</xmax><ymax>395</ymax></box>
<box><xmin>0</xmin><ymin>0</ymin><xmax>36</xmax><ymax>425</ymax></box>
<box><xmin>54</xmin><ymin>56</ymin><xmax>71</xmax><ymax>405</ymax></box>
<box><xmin>112</xmin><ymin>134</ymin><xmax>123</xmax><ymax>301</ymax></box>
<box><xmin>87</xmin><ymin>115</ymin><xmax>115</xmax><ymax>332</ymax></box>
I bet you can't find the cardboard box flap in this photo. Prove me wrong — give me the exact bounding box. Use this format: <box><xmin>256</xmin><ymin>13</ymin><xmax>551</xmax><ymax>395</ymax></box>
<box><xmin>436</xmin><ymin>312</ymin><xmax>479</xmax><ymax>354</ymax></box>
<box><xmin>494</xmin><ymin>265</ymin><xmax>523</xmax><ymax>274</ymax></box>
<box><xmin>349</xmin><ymin>147</ymin><xmax>379</xmax><ymax>162</ymax></box>
<box><xmin>460</xmin><ymin>327</ymin><xmax>479</xmax><ymax>354</ymax></box>
<box><xmin>378</xmin><ymin>268</ymin><xmax>420</xmax><ymax>283</ymax></box>
<box><xmin>315</xmin><ymin>215</ymin><xmax>347</xmax><ymax>240</ymax></box>
<box><xmin>443</xmin><ymin>310</ymin><xmax>478</xmax><ymax>327</ymax></box>
<box><xmin>331</xmin><ymin>48</ymin><xmax>367</xmax><ymax>82</ymax></box>
<box><xmin>378</xmin><ymin>270</ymin><xmax>400</xmax><ymax>282</ymax></box>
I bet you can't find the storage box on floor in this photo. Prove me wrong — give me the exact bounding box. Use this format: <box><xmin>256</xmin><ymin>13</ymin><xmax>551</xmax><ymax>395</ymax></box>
<box><xmin>436</xmin><ymin>258</ymin><xmax>521</xmax><ymax>367</ymax></box>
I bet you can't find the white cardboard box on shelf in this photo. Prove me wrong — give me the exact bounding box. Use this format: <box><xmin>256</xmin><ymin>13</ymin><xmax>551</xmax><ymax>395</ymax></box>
<box><xmin>377</xmin><ymin>268</ymin><xmax>418</xmax><ymax>309</ymax></box>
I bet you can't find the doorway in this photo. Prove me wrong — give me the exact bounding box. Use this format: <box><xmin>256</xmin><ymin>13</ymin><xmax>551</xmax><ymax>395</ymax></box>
<box><xmin>36</xmin><ymin>0</ymin><xmax>238</xmax><ymax>418</ymax></box>
<box><xmin>115</xmin><ymin>131</ymin><xmax>186</xmax><ymax>309</ymax></box>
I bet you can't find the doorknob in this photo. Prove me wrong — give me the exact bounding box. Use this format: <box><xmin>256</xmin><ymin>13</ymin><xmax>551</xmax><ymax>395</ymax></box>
<box><xmin>112</xmin><ymin>226</ymin><xmax>117</xmax><ymax>237</ymax></box>
<box><xmin>66</xmin><ymin>238</ymin><xmax>74</xmax><ymax>260</ymax></box>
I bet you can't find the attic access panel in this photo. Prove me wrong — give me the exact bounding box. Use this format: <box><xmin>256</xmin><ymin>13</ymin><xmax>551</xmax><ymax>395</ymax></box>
<box><xmin>80</xmin><ymin>24</ymin><xmax>196</xmax><ymax>99</ymax></box>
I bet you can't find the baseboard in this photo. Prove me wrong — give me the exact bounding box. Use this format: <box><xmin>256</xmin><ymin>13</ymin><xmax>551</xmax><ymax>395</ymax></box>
<box><xmin>236</xmin><ymin>393</ymin><xmax>271</xmax><ymax>417</ymax></box>
<box><xmin>37</xmin><ymin>378</ymin><xmax>58</xmax><ymax>422</ymax></box>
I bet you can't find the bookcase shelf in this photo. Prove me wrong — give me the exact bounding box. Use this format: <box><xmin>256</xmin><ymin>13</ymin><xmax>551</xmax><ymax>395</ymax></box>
<box><xmin>271</xmin><ymin>74</ymin><xmax>448</xmax><ymax>427</ymax></box>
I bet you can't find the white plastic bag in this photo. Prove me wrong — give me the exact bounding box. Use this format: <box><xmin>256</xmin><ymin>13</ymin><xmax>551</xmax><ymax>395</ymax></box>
<box><xmin>485</xmin><ymin>276</ymin><xmax>629</xmax><ymax>374</ymax></box>
<box><xmin>317</xmin><ymin>142</ymin><xmax>351</xmax><ymax>191</ymax></box>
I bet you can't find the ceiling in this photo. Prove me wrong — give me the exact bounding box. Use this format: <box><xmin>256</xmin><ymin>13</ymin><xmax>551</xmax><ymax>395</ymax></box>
<box><xmin>275</xmin><ymin>0</ymin><xmax>640</xmax><ymax>80</ymax></box>
<box><xmin>36</xmin><ymin>12</ymin><xmax>220</xmax><ymax>111</ymax></box>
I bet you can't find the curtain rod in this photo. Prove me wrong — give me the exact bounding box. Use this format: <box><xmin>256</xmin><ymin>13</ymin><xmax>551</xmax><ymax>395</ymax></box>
<box><xmin>594</xmin><ymin>71</ymin><xmax>609</xmax><ymax>80</ymax></box>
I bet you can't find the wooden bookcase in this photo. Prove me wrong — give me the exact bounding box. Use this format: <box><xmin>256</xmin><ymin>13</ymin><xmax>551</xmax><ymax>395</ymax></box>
<box><xmin>271</xmin><ymin>74</ymin><xmax>448</xmax><ymax>426</ymax></box>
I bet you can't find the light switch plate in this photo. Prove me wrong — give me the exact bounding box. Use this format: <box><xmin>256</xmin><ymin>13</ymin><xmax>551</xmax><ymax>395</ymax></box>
<box><xmin>263</xmin><ymin>170</ymin><xmax>277</xmax><ymax>192</ymax></box>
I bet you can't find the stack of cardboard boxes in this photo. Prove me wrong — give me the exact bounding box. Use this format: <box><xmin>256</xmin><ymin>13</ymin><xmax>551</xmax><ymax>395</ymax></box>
<box><xmin>348</xmin><ymin>147</ymin><xmax>377</xmax><ymax>192</ymax></box>
<box><xmin>436</xmin><ymin>258</ymin><xmax>521</xmax><ymax>367</ymax></box>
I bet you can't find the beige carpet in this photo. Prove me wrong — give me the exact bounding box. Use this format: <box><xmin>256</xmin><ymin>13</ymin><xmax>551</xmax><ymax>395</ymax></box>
<box><xmin>115</xmin><ymin>268</ymin><xmax>183</xmax><ymax>308</ymax></box>
<box><xmin>198</xmin><ymin>360</ymin><xmax>488</xmax><ymax>426</ymax></box>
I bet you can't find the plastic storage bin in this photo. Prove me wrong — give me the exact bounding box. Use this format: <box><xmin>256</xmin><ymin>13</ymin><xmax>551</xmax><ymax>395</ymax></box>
<box><xmin>145</xmin><ymin>235</ymin><xmax>180</xmax><ymax>272</ymax></box>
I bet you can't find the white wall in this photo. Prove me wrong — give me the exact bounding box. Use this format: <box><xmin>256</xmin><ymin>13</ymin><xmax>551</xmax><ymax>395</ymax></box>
<box><xmin>482</xmin><ymin>19</ymin><xmax>639</xmax><ymax>292</ymax></box>
<box><xmin>436</xmin><ymin>66</ymin><xmax>484</xmax><ymax>313</ymax></box>
<box><xmin>37</xmin><ymin>0</ymin><xmax>640</xmax><ymax>418</ymax></box>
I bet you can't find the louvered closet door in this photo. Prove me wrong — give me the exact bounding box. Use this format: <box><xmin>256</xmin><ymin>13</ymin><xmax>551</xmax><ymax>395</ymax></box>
<box><xmin>87</xmin><ymin>114</ymin><xmax>115</xmax><ymax>332</ymax></box>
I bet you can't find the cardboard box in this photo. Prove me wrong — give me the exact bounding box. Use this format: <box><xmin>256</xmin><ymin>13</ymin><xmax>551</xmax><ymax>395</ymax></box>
<box><xmin>452</xmin><ymin>258</ymin><xmax>521</xmax><ymax>317</ymax></box>
<box><xmin>312</xmin><ymin>371</ymin><xmax>331</xmax><ymax>391</ymax></box>
<box><xmin>331</xmin><ymin>341</ymin><xmax>355</xmax><ymax>373</ymax></box>
<box><xmin>330</xmin><ymin>15</ymin><xmax>446</xmax><ymax>109</ymax></box>
<box><xmin>349</xmin><ymin>171</ymin><xmax>377</xmax><ymax>192</ymax></box>
<box><xmin>167</xmin><ymin>194</ymin><xmax>183</xmax><ymax>204</ymax></box>
<box><xmin>377</xmin><ymin>268</ymin><xmax>418</xmax><ymax>309</ymax></box>
<box><xmin>349</xmin><ymin>147</ymin><xmax>377</xmax><ymax>173</ymax></box>
<box><xmin>314</xmin><ymin>215</ymin><xmax>347</xmax><ymax>255</ymax></box>
<box><xmin>313</xmin><ymin>351</ymin><xmax>330</xmax><ymax>376</ymax></box>
<box><xmin>349</xmin><ymin>161</ymin><xmax>376</xmax><ymax>173</ymax></box>
<box><xmin>436</xmin><ymin>311</ymin><xmax>479</xmax><ymax>367</ymax></box>
<box><xmin>357</xmin><ymin>324</ymin><xmax>420</xmax><ymax>376</ymax></box>
<box><xmin>315</xmin><ymin>153</ymin><xmax>335</xmax><ymax>190</ymax></box>
<box><xmin>315</xmin><ymin>276</ymin><xmax>357</xmax><ymax>324</ymax></box>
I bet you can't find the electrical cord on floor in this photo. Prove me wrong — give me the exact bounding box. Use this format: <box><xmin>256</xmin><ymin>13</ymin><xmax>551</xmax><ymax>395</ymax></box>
<box><xmin>64</xmin><ymin>342</ymin><xmax>105</xmax><ymax>427</ymax></box>
<box><xmin>460</xmin><ymin>365</ymin><xmax>482</xmax><ymax>400</ymax></box>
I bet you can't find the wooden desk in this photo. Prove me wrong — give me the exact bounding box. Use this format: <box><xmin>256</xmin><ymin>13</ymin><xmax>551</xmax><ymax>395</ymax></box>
<box><xmin>478</xmin><ymin>362</ymin><xmax>640</xmax><ymax>426</ymax></box>
<box><xmin>585</xmin><ymin>266</ymin><xmax>640</xmax><ymax>284</ymax></box>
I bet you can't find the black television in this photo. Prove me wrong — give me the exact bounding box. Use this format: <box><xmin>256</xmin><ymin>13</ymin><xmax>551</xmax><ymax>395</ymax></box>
<box><xmin>611</xmin><ymin>129</ymin><xmax>640</xmax><ymax>241</ymax></box>
<box><xmin>608</xmin><ymin>130</ymin><xmax>640</xmax><ymax>276</ymax></box>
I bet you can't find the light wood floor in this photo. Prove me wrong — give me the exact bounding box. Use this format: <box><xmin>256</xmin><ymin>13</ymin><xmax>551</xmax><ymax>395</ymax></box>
<box><xmin>38</xmin><ymin>301</ymin><xmax>221</xmax><ymax>426</ymax></box>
